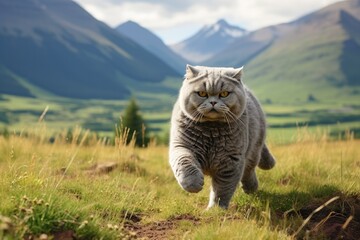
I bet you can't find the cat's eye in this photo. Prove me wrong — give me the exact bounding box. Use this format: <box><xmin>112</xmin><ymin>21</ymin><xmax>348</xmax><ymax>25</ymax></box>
<box><xmin>220</xmin><ymin>91</ymin><xmax>229</xmax><ymax>98</ymax></box>
<box><xmin>198</xmin><ymin>91</ymin><xmax>207</xmax><ymax>97</ymax></box>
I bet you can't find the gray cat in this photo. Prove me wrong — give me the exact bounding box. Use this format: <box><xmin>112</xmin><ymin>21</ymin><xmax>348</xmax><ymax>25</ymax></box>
<box><xmin>169</xmin><ymin>65</ymin><xmax>276</xmax><ymax>209</ymax></box>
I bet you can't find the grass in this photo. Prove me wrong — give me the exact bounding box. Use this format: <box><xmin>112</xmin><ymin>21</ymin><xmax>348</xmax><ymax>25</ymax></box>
<box><xmin>0</xmin><ymin>123</ymin><xmax>359</xmax><ymax>239</ymax></box>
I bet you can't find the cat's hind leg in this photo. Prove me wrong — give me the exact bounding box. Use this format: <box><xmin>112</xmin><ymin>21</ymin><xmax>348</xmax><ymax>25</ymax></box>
<box><xmin>241</xmin><ymin>166</ymin><xmax>258</xmax><ymax>194</ymax></box>
<box><xmin>241</xmin><ymin>151</ymin><xmax>260</xmax><ymax>194</ymax></box>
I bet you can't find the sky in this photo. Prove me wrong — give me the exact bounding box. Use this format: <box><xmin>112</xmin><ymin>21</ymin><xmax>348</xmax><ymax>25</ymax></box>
<box><xmin>74</xmin><ymin>0</ymin><xmax>343</xmax><ymax>44</ymax></box>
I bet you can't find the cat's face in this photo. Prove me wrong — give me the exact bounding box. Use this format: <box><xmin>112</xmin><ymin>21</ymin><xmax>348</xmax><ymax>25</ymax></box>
<box><xmin>179</xmin><ymin>65</ymin><xmax>246</xmax><ymax>123</ymax></box>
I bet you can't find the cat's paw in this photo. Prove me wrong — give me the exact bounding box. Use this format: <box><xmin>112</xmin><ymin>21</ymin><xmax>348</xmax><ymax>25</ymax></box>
<box><xmin>242</xmin><ymin>182</ymin><xmax>258</xmax><ymax>194</ymax></box>
<box><xmin>242</xmin><ymin>179</ymin><xmax>258</xmax><ymax>194</ymax></box>
<box><xmin>241</xmin><ymin>170</ymin><xmax>259</xmax><ymax>194</ymax></box>
<box><xmin>178</xmin><ymin>169</ymin><xmax>204</xmax><ymax>193</ymax></box>
<box><xmin>242</xmin><ymin>175</ymin><xmax>258</xmax><ymax>194</ymax></box>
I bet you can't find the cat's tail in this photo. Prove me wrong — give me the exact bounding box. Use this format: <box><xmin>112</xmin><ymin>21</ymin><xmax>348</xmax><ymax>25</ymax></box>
<box><xmin>258</xmin><ymin>144</ymin><xmax>276</xmax><ymax>170</ymax></box>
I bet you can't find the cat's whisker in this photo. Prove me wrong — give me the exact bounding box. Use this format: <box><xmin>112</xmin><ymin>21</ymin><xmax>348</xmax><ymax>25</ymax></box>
<box><xmin>224</xmin><ymin>110</ymin><xmax>236</xmax><ymax>122</ymax></box>
<box><xmin>225</xmin><ymin>111</ymin><xmax>245</xmax><ymax>131</ymax></box>
<box><xmin>193</xmin><ymin>112</ymin><xmax>203</xmax><ymax>124</ymax></box>
<box><xmin>227</xmin><ymin>112</ymin><xmax>240</xmax><ymax>131</ymax></box>
<box><xmin>197</xmin><ymin>111</ymin><xmax>204</xmax><ymax>122</ymax></box>
<box><xmin>184</xmin><ymin>111</ymin><xmax>203</xmax><ymax>132</ymax></box>
<box><xmin>216</xmin><ymin>106</ymin><xmax>235</xmax><ymax>131</ymax></box>
<box><xmin>196</xmin><ymin>113</ymin><xmax>204</xmax><ymax>123</ymax></box>
<box><xmin>223</xmin><ymin>113</ymin><xmax>232</xmax><ymax>132</ymax></box>
<box><xmin>227</xmin><ymin>110</ymin><xmax>245</xmax><ymax>128</ymax></box>
<box><xmin>190</xmin><ymin>113</ymin><xmax>200</xmax><ymax>124</ymax></box>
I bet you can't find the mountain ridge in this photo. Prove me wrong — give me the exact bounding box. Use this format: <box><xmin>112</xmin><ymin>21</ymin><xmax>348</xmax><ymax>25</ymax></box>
<box><xmin>0</xmin><ymin>0</ymin><xmax>180</xmax><ymax>99</ymax></box>
<box><xmin>237</xmin><ymin>0</ymin><xmax>360</xmax><ymax>103</ymax></box>
<box><xmin>116</xmin><ymin>20</ymin><xmax>188</xmax><ymax>74</ymax></box>
<box><xmin>1</xmin><ymin>0</ymin><xmax>359</xmax><ymax>103</ymax></box>
<box><xmin>171</xmin><ymin>19</ymin><xmax>247</xmax><ymax>63</ymax></box>
<box><xmin>202</xmin><ymin>0</ymin><xmax>360</xmax><ymax>101</ymax></box>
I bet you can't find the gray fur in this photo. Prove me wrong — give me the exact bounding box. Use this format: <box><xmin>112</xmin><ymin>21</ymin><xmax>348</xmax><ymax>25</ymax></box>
<box><xmin>169</xmin><ymin>65</ymin><xmax>275</xmax><ymax>209</ymax></box>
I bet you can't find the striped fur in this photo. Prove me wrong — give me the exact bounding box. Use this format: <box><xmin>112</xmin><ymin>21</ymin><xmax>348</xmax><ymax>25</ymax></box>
<box><xmin>169</xmin><ymin>65</ymin><xmax>275</xmax><ymax>209</ymax></box>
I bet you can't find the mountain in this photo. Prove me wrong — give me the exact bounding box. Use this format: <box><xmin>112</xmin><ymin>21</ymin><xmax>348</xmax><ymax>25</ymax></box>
<box><xmin>203</xmin><ymin>24</ymin><xmax>290</xmax><ymax>67</ymax></box>
<box><xmin>0</xmin><ymin>0</ymin><xmax>180</xmax><ymax>100</ymax></box>
<box><xmin>171</xmin><ymin>19</ymin><xmax>247</xmax><ymax>63</ymax></box>
<box><xmin>205</xmin><ymin>0</ymin><xmax>360</xmax><ymax>103</ymax></box>
<box><xmin>116</xmin><ymin>20</ymin><xmax>188</xmax><ymax>74</ymax></box>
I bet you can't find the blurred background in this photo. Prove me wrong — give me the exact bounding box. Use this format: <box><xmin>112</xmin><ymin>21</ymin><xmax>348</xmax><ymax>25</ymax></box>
<box><xmin>0</xmin><ymin>0</ymin><xmax>359</xmax><ymax>144</ymax></box>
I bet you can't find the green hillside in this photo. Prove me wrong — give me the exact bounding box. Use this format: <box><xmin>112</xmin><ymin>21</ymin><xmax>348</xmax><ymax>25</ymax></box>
<box><xmin>0</xmin><ymin>0</ymin><xmax>180</xmax><ymax>99</ymax></box>
<box><xmin>206</xmin><ymin>0</ymin><xmax>360</xmax><ymax>104</ymax></box>
<box><xmin>0</xmin><ymin>67</ymin><xmax>34</xmax><ymax>97</ymax></box>
<box><xmin>247</xmin><ymin>11</ymin><xmax>360</xmax><ymax>104</ymax></box>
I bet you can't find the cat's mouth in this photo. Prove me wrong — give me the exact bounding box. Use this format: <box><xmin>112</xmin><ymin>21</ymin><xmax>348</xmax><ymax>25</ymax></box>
<box><xmin>204</xmin><ymin>108</ymin><xmax>222</xmax><ymax>119</ymax></box>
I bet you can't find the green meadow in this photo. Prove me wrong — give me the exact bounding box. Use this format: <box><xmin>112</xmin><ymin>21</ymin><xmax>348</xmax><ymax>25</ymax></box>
<box><xmin>1</xmin><ymin>82</ymin><xmax>359</xmax><ymax>239</ymax></box>
<box><xmin>0</xmin><ymin>124</ymin><xmax>359</xmax><ymax>239</ymax></box>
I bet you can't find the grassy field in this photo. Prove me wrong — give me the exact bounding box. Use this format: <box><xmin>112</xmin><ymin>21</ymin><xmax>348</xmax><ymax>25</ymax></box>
<box><xmin>0</xmin><ymin>125</ymin><xmax>359</xmax><ymax>239</ymax></box>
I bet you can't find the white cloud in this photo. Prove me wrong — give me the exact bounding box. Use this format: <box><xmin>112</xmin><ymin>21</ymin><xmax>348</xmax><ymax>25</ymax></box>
<box><xmin>73</xmin><ymin>0</ymin><xmax>343</xmax><ymax>44</ymax></box>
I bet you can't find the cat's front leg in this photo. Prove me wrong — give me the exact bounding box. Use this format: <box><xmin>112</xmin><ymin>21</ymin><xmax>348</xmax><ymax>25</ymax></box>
<box><xmin>169</xmin><ymin>147</ymin><xmax>204</xmax><ymax>193</ymax></box>
<box><xmin>207</xmin><ymin>155</ymin><xmax>245</xmax><ymax>209</ymax></box>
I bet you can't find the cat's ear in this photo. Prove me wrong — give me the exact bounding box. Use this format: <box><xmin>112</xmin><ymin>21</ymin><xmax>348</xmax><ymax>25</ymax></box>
<box><xmin>232</xmin><ymin>66</ymin><xmax>244</xmax><ymax>82</ymax></box>
<box><xmin>185</xmin><ymin>64</ymin><xmax>200</xmax><ymax>79</ymax></box>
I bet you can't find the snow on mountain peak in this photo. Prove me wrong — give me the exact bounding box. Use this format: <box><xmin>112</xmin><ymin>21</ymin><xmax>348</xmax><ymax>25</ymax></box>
<box><xmin>203</xmin><ymin>19</ymin><xmax>246</xmax><ymax>38</ymax></box>
<box><xmin>224</xmin><ymin>28</ymin><xmax>246</xmax><ymax>37</ymax></box>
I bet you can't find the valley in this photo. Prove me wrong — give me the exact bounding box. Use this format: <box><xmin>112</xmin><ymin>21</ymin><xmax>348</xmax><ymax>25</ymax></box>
<box><xmin>0</xmin><ymin>0</ymin><xmax>359</xmax><ymax>143</ymax></box>
<box><xmin>1</xmin><ymin>92</ymin><xmax>359</xmax><ymax>144</ymax></box>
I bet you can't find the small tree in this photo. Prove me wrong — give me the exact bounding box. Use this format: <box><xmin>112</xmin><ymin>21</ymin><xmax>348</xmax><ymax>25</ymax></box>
<box><xmin>119</xmin><ymin>98</ymin><xmax>148</xmax><ymax>147</ymax></box>
<box><xmin>307</xmin><ymin>93</ymin><xmax>317</xmax><ymax>102</ymax></box>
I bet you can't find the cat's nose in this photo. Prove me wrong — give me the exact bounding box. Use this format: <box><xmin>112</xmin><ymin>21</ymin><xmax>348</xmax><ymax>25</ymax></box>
<box><xmin>210</xmin><ymin>101</ymin><xmax>217</xmax><ymax>106</ymax></box>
